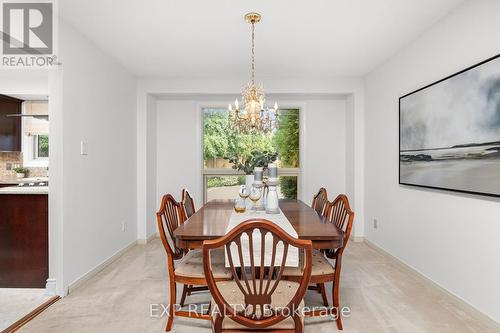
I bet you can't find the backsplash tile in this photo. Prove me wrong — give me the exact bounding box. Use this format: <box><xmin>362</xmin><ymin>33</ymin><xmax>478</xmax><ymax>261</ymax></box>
<box><xmin>0</xmin><ymin>152</ymin><xmax>48</xmax><ymax>178</ymax></box>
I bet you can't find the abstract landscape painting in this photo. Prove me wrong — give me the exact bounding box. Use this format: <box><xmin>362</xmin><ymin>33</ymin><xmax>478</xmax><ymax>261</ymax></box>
<box><xmin>400</xmin><ymin>54</ymin><xmax>500</xmax><ymax>197</ymax></box>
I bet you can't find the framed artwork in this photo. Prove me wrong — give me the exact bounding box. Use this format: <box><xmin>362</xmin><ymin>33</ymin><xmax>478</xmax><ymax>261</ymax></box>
<box><xmin>399</xmin><ymin>54</ymin><xmax>500</xmax><ymax>197</ymax></box>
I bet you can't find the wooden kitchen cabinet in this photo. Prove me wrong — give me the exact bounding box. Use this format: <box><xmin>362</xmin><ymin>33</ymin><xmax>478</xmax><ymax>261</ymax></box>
<box><xmin>0</xmin><ymin>194</ymin><xmax>48</xmax><ymax>288</ymax></box>
<box><xmin>0</xmin><ymin>94</ymin><xmax>22</xmax><ymax>152</ymax></box>
<box><xmin>0</xmin><ymin>183</ymin><xmax>18</xmax><ymax>188</ymax></box>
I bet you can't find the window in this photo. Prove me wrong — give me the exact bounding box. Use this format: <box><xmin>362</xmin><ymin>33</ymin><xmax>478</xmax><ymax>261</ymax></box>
<box><xmin>35</xmin><ymin>135</ymin><xmax>49</xmax><ymax>158</ymax></box>
<box><xmin>202</xmin><ymin>107</ymin><xmax>300</xmax><ymax>202</ymax></box>
<box><xmin>20</xmin><ymin>100</ymin><xmax>49</xmax><ymax>167</ymax></box>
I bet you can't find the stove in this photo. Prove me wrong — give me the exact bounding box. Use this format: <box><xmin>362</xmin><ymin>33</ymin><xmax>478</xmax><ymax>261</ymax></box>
<box><xmin>18</xmin><ymin>181</ymin><xmax>49</xmax><ymax>187</ymax></box>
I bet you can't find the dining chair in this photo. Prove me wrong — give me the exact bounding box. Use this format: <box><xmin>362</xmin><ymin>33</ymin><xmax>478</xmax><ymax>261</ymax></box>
<box><xmin>311</xmin><ymin>187</ymin><xmax>328</xmax><ymax>216</ymax></box>
<box><xmin>310</xmin><ymin>187</ymin><xmax>329</xmax><ymax>301</ymax></box>
<box><xmin>283</xmin><ymin>194</ymin><xmax>354</xmax><ymax>330</ymax></box>
<box><xmin>181</xmin><ymin>188</ymin><xmax>196</xmax><ymax>219</ymax></box>
<box><xmin>157</xmin><ymin>194</ymin><xmax>232</xmax><ymax>332</ymax></box>
<box><xmin>203</xmin><ymin>219</ymin><xmax>313</xmax><ymax>333</ymax></box>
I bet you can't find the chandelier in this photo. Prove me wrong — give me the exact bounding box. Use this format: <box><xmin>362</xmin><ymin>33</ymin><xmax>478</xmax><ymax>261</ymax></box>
<box><xmin>228</xmin><ymin>12</ymin><xmax>278</xmax><ymax>134</ymax></box>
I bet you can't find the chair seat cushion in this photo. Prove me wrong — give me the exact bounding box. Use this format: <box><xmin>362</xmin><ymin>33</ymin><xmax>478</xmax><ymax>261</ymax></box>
<box><xmin>282</xmin><ymin>249</ymin><xmax>335</xmax><ymax>277</ymax></box>
<box><xmin>175</xmin><ymin>249</ymin><xmax>231</xmax><ymax>279</ymax></box>
<box><xmin>211</xmin><ymin>280</ymin><xmax>304</xmax><ymax>330</ymax></box>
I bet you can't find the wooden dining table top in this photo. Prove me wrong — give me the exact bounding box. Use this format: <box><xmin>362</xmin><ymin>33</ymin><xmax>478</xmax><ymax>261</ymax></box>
<box><xmin>174</xmin><ymin>199</ymin><xmax>344</xmax><ymax>250</ymax></box>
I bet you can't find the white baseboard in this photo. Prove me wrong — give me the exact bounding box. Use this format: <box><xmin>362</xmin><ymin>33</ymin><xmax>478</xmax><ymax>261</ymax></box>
<box><xmin>137</xmin><ymin>232</ymin><xmax>159</xmax><ymax>245</ymax></box>
<box><xmin>45</xmin><ymin>278</ymin><xmax>57</xmax><ymax>296</ymax></box>
<box><xmin>67</xmin><ymin>240</ymin><xmax>138</xmax><ymax>295</ymax></box>
<box><xmin>363</xmin><ymin>239</ymin><xmax>500</xmax><ymax>329</ymax></box>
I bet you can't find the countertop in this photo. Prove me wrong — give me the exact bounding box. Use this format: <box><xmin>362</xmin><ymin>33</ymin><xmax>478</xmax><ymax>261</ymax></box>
<box><xmin>0</xmin><ymin>186</ymin><xmax>49</xmax><ymax>194</ymax></box>
<box><xmin>0</xmin><ymin>177</ymin><xmax>48</xmax><ymax>185</ymax></box>
<box><xmin>0</xmin><ymin>177</ymin><xmax>49</xmax><ymax>194</ymax></box>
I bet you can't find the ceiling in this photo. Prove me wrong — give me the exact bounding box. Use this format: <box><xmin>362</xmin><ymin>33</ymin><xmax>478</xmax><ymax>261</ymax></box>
<box><xmin>60</xmin><ymin>0</ymin><xmax>464</xmax><ymax>79</ymax></box>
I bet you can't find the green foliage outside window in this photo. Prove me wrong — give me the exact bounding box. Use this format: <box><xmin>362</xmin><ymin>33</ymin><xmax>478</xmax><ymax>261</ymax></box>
<box><xmin>203</xmin><ymin>109</ymin><xmax>275</xmax><ymax>162</ymax></box>
<box><xmin>38</xmin><ymin>135</ymin><xmax>49</xmax><ymax>158</ymax></box>
<box><xmin>279</xmin><ymin>176</ymin><xmax>297</xmax><ymax>199</ymax></box>
<box><xmin>273</xmin><ymin>109</ymin><xmax>299</xmax><ymax>198</ymax></box>
<box><xmin>273</xmin><ymin>109</ymin><xmax>299</xmax><ymax>168</ymax></box>
<box><xmin>203</xmin><ymin>108</ymin><xmax>299</xmax><ymax>198</ymax></box>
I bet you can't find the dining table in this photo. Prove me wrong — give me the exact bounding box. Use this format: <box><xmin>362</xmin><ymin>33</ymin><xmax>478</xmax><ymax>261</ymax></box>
<box><xmin>174</xmin><ymin>199</ymin><xmax>344</xmax><ymax>251</ymax></box>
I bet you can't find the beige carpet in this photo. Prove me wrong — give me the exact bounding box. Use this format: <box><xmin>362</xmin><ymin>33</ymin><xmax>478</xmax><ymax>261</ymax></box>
<box><xmin>16</xmin><ymin>239</ymin><xmax>499</xmax><ymax>332</ymax></box>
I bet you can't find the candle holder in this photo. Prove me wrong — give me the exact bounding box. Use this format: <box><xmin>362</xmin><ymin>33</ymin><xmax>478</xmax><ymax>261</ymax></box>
<box><xmin>252</xmin><ymin>167</ymin><xmax>265</xmax><ymax>211</ymax></box>
<box><xmin>265</xmin><ymin>163</ymin><xmax>280</xmax><ymax>214</ymax></box>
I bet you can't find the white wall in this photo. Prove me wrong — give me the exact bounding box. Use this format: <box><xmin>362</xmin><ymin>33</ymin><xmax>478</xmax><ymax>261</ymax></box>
<box><xmin>156</xmin><ymin>100</ymin><xmax>201</xmax><ymax>207</ymax></box>
<box><xmin>155</xmin><ymin>97</ymin><xmax>347</xmax><ymax>209</ymax></box>
<box><xmin>364</xmin><ymin>0</ymin><xmax>500</xmax><ymax>322</ymax></box>
<box><xmin>145</xmin><ymin>95</ymin><xmax>158</xmax><ymax>239</ymax></box>
<box><xmin>136</xmin><ymin>93</ymin><xmax>158</xmax><ymax>241</ymax></box>
<box><xmin>301</xmin><ymin>99</ymin><xmax>347</xmax><ymax>201</ymax></box>
<box><xmin>345</xmin><ymin>95</ymin><xmax>355</xmax><ymax>207</ymax></box>
<box><xmin>52</xmin><ymin>21</ymin><xmax>137</xmax><ymax>292</ymax></box>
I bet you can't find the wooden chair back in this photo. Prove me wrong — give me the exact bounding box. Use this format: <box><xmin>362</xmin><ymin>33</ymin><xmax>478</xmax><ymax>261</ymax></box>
<box><xmin>203</xmin><ymin>219</ymin><xmax>312</xmax><ymax>330</ymax></box>
<box><xmin>325</xmin><ymin>194</ymin><xmax>354</xmax><ymax>256</ymax></box>
<box><xmin>311</xmin><ymin>187</ymin><xmax>328</xmax><ymax>216</ymax></box>
<box><xmin>181</xmin><ymin>188</ymin><xmax>196</xmax><ymax>219</ymax></box>
<box><xmin>157</xmin><ymin>194</ymin><xmax>185</xmax><ymax>262</ymax></box>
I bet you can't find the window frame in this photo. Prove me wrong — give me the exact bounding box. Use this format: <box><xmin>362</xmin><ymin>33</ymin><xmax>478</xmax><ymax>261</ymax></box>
<box><xmin>201</xmin><ymin>104</ymin><xmax>303</xmax><ymax>204</ymax></box>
